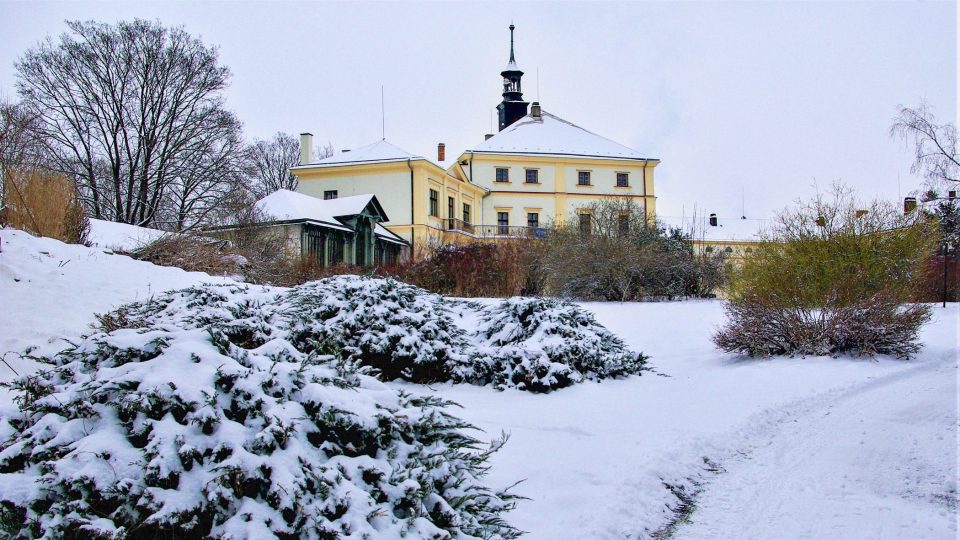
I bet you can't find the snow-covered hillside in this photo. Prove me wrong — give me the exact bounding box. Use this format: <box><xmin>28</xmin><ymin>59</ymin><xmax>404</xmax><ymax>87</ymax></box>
<box><xmin>0</xmin><ymin>227</ymin><xmax>956</xmax><ymax>539</ymax></box>
<box><xmin>0</xmin><ymin>228</ymin><xmax>234</xmax><ymax>394</ymax></box>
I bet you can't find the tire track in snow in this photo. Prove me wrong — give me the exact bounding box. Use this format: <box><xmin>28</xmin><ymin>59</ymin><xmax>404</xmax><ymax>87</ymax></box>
<box><xmin>667</xmin><ymin>353</ymin><xmax>958</xmax><ymax>539</ymax></box>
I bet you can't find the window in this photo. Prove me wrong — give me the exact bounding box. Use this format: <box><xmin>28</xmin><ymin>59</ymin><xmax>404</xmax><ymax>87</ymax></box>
<box><xmin>495</xmin><ymin>167</ymin><xmax>510</xmax><ymax>183</ymax></box>
<box><xmin>497</xmin><ymin>211</ymin><xmax>509</xmax><ymax>235</ymax></box>
<box><xmin>578</xmin><ymin>171</ymin><xmax>591</xmax><ymax>186</ymax></box>
<box><xmin>578</xmin><ymin>213</ymin><xmax>592</xmax><ymax>235</ymax></box>
<box><xmin>618</xmin><ymin>213</ymin><xmax>630</xmax><ymax>236</ymax></box>
<box><xmin>323</xmin><ymin>190</ymin><xmax>338</xmax><ymax>200</ymax></box>
<box><xmin>616</xmin><ymin>173</ymin><xmax>629</xmax><ymax>187</ymax></box>
<box><xmin>527</xmin><ymin>212</ymin><xmax>539</xmax><ymax>229</ymax></box>
<box><xmin>448</xmin><ymin>196</ymin><xmax>455</xmax><ymax>220</ymax></box>
<box><xmin>525</xmin><ymin>169</ymin><xmax>539</xmax><ymax>184</ymax></box>
<box><xmin>463</xmin><ymin>203</ymin><xmax>471</xmax><ymax>225</ymax></box>
<box><xmin>429</xmin><ymin>189</ymin><xmax>439</xmax><ymax>217</ymax></box>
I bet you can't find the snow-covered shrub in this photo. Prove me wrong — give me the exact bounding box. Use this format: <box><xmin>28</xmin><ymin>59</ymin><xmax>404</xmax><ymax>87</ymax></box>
<box><xmin>0</xmin><ymin>296</ymin><xmax>521</xmax><ymax>539</ymax></box>
<box><xmin>285</xmin><ymin>276</ymin><xmax>474</xmax><ymax>383</ymax></box>
<box><xmin>93</xmin><ymin>277</ymin><xmax>647</xmax><ymax>394</ymax></box>
<box><xmin>470</xmin><ymin>297</ymin><xmax>649</xmax><ymax>392</ymax></box>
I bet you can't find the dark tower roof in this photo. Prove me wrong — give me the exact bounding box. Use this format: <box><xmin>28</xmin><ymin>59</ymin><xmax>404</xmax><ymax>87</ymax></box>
<box><xmin>502</xmin><ymin>24</ymin><xmax>521</xmax><ymax>74</ymax></box>
<box><xmin>497</xmin><ymin>24</ymin><xmax>528</xmax><ymax>131</ymax></box>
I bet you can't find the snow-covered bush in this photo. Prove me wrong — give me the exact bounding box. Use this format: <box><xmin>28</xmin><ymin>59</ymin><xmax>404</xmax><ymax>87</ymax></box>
<box><xmin>0</xmin><ymin>292</ymin><xmax>521</xmax><ymax>538</ymax></box>
<box><xmin>470</xmin><ymin>297</ymin><xmax>649</xmax><ymax>392</ymax></box>
<box><xmin>94</xmin><ymin>277</ymin><xmax>647</xmax><ymax>394</ymax></box>
<box><xmin>285</xmin><ymin>276</ymin><xmax>474</xmax><ymax>383</ymax></box>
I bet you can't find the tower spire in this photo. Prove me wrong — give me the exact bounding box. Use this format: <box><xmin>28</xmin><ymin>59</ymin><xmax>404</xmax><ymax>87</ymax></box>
<box><xmin>496</xmin><ymin>24</ymin><xmax>529</xmax><ymax>131</ymax></box>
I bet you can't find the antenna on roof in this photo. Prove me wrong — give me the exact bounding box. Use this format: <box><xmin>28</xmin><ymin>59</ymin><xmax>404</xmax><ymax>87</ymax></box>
<box><xmin>537</xmin><ymin>67</ymin><xmax>540</xmax><ymax>101</ymax></box>
<box><xmin>380</xmin><ymin>85</ymin><xmax>386</xmax><ymax>140</ymax></box>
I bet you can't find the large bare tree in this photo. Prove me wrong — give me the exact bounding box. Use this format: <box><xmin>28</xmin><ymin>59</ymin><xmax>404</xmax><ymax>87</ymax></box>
<box><xmin>15</xmin><ymin>19</ymin><xmax>243</xmax><ymax>229</ymax></box>
<box><xmin>892</xmin><ymin>103</ymin><xmax>959</xmax><ymax>197</ymax></box>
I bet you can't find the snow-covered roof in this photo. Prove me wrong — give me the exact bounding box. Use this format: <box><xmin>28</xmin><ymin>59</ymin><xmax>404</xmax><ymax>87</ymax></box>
<box><xmin>255</xmin><ymin>190</ymin><xmax>404</xmax><ymax>244</ymax></box>
<box><xmin>470</xmin><ymin>110</ymin><xmax>653</xmax><ymax>161</ymax></box>
<box><xmin>504</xmin><ymin>59</ymin><xmax>520</xmax><ymax>72</ymax></box>
<box><xmin>657</xmin><ymin>214</ymin><xmax>771</xmax><ymax>243</ymax></box>
<box><xmin>294</xmin><ymin>139</ymin><xmax>424</xmax><ymax>168</ymax></box>
<box><xmin>375</xmin><ymin>224</ymin><xmax>407</xmax><ymax>246</ymax></box>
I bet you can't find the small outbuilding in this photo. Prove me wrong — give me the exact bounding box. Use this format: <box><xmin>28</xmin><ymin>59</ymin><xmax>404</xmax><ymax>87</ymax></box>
<box><xmin>248</xmin><ymin>189</ymin><xmax>408</xmax><ymax>267</ymax></box>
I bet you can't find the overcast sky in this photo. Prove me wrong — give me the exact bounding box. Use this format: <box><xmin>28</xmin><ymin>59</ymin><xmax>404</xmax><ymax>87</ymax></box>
<box><xmin>2</xmin><ymin>1</ymin><xmax>955</xmax><ymax>217</ymax></box>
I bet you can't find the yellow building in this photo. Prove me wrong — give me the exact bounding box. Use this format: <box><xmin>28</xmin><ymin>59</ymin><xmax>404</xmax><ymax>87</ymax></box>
<box><xmin>290</xmin><ymin>25</ymin><xmax>659</xmax><ymax>256</ymax></box>
<box><xmin>292</xmin><ymin>138</ymin><xmax>487</xmax><ymax>255</ymax></box>
<box><xmin>447</xmin><ymin>103</ymin><xmax>658</xmax><ymax>234</ymax></box>
<box><xmin>657</xmin><ymin>212</ymin><xmax>770</xmax><ymax>264</ymax></box>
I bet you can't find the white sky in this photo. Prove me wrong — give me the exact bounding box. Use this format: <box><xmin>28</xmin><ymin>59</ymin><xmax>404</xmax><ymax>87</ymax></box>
<box><xmin>1</xmin><ymin>1</ymin><xmax>956</xmax><ymax>217</ymax></box>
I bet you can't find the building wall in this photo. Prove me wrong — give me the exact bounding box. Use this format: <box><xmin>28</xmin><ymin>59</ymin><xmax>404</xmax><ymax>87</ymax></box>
<box><xmin>292</xmin><ymin>159</ymin><xmax>486</xmax><ymax>256</ymax></box>
<box><xmin>296</xmin><ymin>164</ymin><xmax>412</xmax><ymax>234</ymax></box>
<box><xmin>461</xmin><ymin>154</ymin><xmax>657</xmax><ymax>227</ymax></box>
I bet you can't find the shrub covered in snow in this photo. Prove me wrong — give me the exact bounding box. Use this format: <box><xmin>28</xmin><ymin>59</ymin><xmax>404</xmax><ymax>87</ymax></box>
<box><xmin>0</xmin><ymin>286</ymin><xmax>521</xmax><ymax>538</ymax></box>
<box><xmin>94</xmin><ymin>277</ymin><xmax>647</xmax><ymax>394</ymax></box>
<box><xmin>470</xmin><ymin>297</ymin><xmax>649</xmax><ymax>392</ymax></box>
<box><xmin>285</xmin><ymin>276</ymin><xmax>474</xmax><ymax>384</ymax></box>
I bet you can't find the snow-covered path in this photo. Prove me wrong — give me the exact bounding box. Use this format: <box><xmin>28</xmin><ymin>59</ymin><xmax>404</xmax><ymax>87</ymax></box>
<box><xmin>675</xmin><ymin>343</ymin><xmax>958</xmax><ymax>540</ymax></box>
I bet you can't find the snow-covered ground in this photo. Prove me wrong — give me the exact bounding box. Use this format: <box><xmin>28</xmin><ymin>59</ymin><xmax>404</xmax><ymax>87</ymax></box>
<box><xmin>1</xmin><ymin>227</ymin><xmax>957</xmax><ymax>539</ymax></box>
<box><xmin>0</xmin><ymin>228</ymin><xmax>234</xmax><ymax>404</ymax></box>
<box><xmin>87</xmin><ymin>218</ymin><xmax>169</xmax><ymax>250</ymax></box>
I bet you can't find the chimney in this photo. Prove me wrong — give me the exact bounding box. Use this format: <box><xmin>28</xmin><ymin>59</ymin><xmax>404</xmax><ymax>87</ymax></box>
<box><xmin>437</xmin><ymin>142</ymin><xmax>445</xmax><ymax>162</ymax></box>
<box><xmin>708</xmin><ymin>213</ymin><xmax>718</xmax><ymax>227</ymax></box>
<box><xmin>531</xmin><ymin>101</ymin><xmax>542</xmax><ymax>118</ymax></box>
<box><xmin>855</xmin><ymin>210</ymin><xmax>868</xmax><ymax>218</ymax></box>
<box><xmin>949</xmin><ymin>191</ymin><xmax>957</xmax><ymax>200</ymax></box>
<box><xmin>484</xmin><ymin>133</ymin><xmax>494</xmax><ymax>141</ymax></box>
<box><xmin>299</xmin><ymin>133</ymin><xmax>313</xmax><ymax>165</ymax></box>
<box><xmin>904</xmin><ymin>197</ymin><xmax>917</xmax><ymax>214</ymax></box>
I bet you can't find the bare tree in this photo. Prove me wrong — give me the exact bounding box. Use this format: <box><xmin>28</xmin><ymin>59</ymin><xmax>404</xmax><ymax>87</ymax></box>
<box><xmin>891</xmin><ymin>103</ymin><xmax>959</xmax><ymax>197</ymax></box>
<box><xmin>541</xmin><ymin>198</ymin><xmax>725</xmax><ymax>301</ymax></box>
<box><xmin>243</xmin><ymin>132</ymin><xmax>333</xmax><ymax>199</ymax></box>
<box><xmin>15</xmin><ymin>19</ymin><xmax>243</xmax><ymax>229</ymax></box>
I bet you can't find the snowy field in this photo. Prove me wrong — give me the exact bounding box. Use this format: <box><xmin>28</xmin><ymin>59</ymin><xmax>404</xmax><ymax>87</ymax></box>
<box><xmin>1</xmin><ymin>227</ymin><xmax>957</xmax><ymax>539</ymax></box>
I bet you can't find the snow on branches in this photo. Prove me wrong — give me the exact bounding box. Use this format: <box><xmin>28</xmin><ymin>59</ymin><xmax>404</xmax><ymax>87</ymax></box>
<box><xmin>0</xmin><ymin>282</ymin><xmax>521</xmax><ymax>539</ymax></box>
<box><xmin>0</xmin><ymin>276</ymin><xmax>647</xmax><ymax>537</ymax></box>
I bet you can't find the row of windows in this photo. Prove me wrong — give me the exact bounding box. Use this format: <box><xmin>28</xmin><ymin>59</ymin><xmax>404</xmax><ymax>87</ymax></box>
<box><xmin>704</xmin><ymin>246</ymin><xmax>754</xmax><ymax>254</ymax></box>
<box><xmin>429</xmin><ymin>189</ymin><xmax>472</xmax><ymax>224</ymax></box>
<box><xmin>493</xmin><ymin>211</ymin><xmax>639</xmax><ymax>236</ymax></box>
<box><xmin>494</xmin><ymin>168</ymin><xmax>632</xmax><ymax>187</ymax></box>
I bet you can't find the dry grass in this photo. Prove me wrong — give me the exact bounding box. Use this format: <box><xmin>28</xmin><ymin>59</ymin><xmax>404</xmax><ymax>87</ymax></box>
<box><xmin>2</xmin><ymin>167</ymin><xmax>88</xmax><ymax>244</ymax></box>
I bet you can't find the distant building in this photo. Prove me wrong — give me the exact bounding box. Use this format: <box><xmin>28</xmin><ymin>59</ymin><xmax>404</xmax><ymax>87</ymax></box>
<box><xmin>658</xmin><ymin>213</ymin><xmax>770</xmax><ymax>263</ymax></box>
<box><xmin>290</xmin><ymin>25</ymin><xmax>660</xmax><ymax>256</ymax></box>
